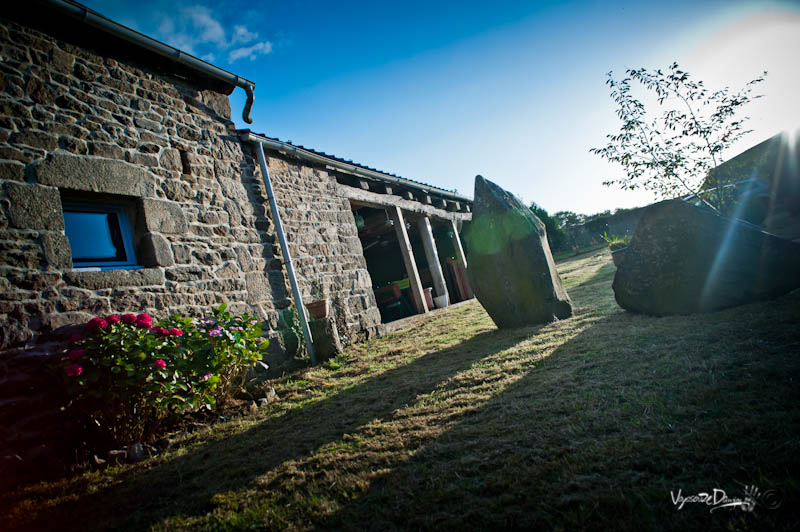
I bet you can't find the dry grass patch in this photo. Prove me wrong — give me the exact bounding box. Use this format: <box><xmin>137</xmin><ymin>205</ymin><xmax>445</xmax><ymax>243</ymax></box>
<box><xmin>3</xmin><ymin>249</ymin><xmax>799</xmax><ymax>531</ymax></box>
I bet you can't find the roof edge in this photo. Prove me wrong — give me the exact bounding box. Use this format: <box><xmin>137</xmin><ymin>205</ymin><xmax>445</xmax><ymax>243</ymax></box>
<box><xmin>239</xmin><ymin>130</ymin><xmax>473</xmax><ymax>204</ymax></box>
<box><xmin>40</xmin><ymin>0</ymin><xmax>256</xmax><ymax>123</ymax></box>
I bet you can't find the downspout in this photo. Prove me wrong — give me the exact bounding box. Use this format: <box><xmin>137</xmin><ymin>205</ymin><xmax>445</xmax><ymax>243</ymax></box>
<box><xmin>251</xmin><ymin>140</ymin><xmax>317</xmax><ymax>364</ymax></box>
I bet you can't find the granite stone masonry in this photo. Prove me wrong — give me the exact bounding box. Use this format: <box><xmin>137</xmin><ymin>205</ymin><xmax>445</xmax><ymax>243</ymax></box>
<box><xmin>251</xmin><ymin>153</ymin><xmax>383</xmax><ymax>344</ymax></box>
<box><xmin>0</xmin><ymin>11</ymin><xmax>383</xmax><ymax>485</ymax></box>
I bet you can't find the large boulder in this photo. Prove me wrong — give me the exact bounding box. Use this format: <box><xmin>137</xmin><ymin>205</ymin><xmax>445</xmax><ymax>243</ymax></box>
<box><xmin>613</xmin><ymin>199</ymin><xmax>800</xmax><ymax>315</ymax></box>
<box><xmin>466</xmin><ymin>176</ymin><xmax>572</xmax><ymax>328</ymax></box>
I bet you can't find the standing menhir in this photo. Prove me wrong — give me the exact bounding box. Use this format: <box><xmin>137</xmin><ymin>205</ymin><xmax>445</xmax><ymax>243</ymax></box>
<box><xmin>466</xmin><ymin>176</ymin><xmax>572</xmax><ymax>328</ymax></box>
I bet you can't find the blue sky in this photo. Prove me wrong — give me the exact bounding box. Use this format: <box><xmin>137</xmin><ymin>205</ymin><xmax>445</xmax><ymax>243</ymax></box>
<box><xmin>84</xmin><ymin>0</ymin><xmax>800</xmax><ymax>215</ymax></box>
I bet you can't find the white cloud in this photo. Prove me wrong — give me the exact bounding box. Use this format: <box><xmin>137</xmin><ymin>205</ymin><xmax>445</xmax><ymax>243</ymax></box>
<box><xmin>228</xmin><ymin>41</ymin><xmax>273</xmax><ymax>62</ymax></box>
<box><xmin>157</xmin><ymin>17</ymin><xmax>191</xmax><ymax>51</ymax></box>
<box><xmin>182</xmin><ymin>5</ymin><xmax>226</xmax><ymax>46</ymax></box>
<box><xmin>232</xmin><ymin>25</ymin><xmax>258</xmax><ymax>44</ymax></box>
<box><xmin>152</xmin><ymin>5</ymin><xmax>268</xmax><ymax>64</ymax></box>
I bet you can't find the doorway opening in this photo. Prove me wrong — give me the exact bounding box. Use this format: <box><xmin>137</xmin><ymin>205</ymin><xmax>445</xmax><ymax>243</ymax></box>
<box><xmin>351</xmin><ymin>202</ymin><xmax>471</xmax><ymax>324</ymax></box>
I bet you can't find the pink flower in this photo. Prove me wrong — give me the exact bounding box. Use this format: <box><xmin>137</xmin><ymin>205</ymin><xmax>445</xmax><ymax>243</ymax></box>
<box><xmin>208</xmin><ymin>326</ymin><xmax>223</xmax><ymax>337</ymax></box>
<box><xmin>169</xmin><ymin>328</ymin><xmax>183</xmax><ymax>337</ymax></box>
<box><xmin>136</xmin><ymin>313</ymin><xmax>152</xmax><ymax>323</ymax></box>
<box><xmin>85</xmin><ymin>317</ymin><xmax>108</xmax><ymax>331</ymax></box>
<box><xmin>68</xmin><ymin>349</ymin><xmax>86</xmax><ymax>361</ymax></box>
<box><xmin>64</xmin><ymin>364</ymin><xmax>83</xmax><ymax>377</ymax></box>
<box><xmin>153</xmin><ymin>359</ymin><xmax>166</xmax><ymax>370</ymax></box>
<box><xmin>120</xmin><ymin>314</ymin><xmax>137</xmax><ymax>324</ymax></box>
<box><xmin>106</xmin><ymin>314</ymin><xmax>120</xmax><ymax>324</ymax></box>
<box><xmin>199</xmin><ymin>373</ymin><xmax>212</xmax><ymax>382</ymax></box>
<box><xmin>249</xmin><ymin>320</ymin><xmax>258</xmax><ymax>325</ymax></box>
<box><xmin>67</xmin><ymin>333</ymin><xmax>84</xmax><ymax>344</ymax></box>
<box><xmin>229</xmin><ymin>326</ymin><xmax>243</xmax><ymax>332</ymax></box>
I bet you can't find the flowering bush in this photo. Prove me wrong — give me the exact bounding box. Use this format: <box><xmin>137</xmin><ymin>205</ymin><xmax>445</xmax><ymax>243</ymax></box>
<box><xmin>58</xmin><ymin>304</ymin><xmax>268</xmax><ymax>446</ymax></box>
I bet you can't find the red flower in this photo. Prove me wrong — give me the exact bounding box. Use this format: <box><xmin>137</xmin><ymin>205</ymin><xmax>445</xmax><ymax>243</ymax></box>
<box><xmin>68</xmin><ymin>349</ymin><xmax>86</xmax><ymax>361</ymax></box>
<box><xmin>136</xmin><ymin>313</ymin><xmax>152</xmax><ymax>323</ymax></box>
<box><xmin>152</xmin><ymin>327</ymin><xmax>168</xmax><ymax>336</ymax></box>
<box><xmin>135</xmin><ymin>320</ymin><xmax>151</xmax><ymax>329</ymax></box>
<box><xmin>85</xmin><ymin>317</ymin><xmax>108</xmax><ymax>331</ymax></box>
<box><xmin>169</xmin><ymin>328</ymin><xmax>183</xmax><ymax>337</ymax></box>
<box><xmin>120</xmin><ymin>314</ymin><xmax>136</xmax><ymax>324</ymax></box>
<box><xmin>67</xmin><ymin>333</ymin><xmax>84</xmax><ymax>344</ymax></box>
<box><xmin>64</xmin><ymin>364</ymin><xmax>83</xmax><ymax>377</ymax></box>
<box><xmin>106</xmin><ymin>314</ymin><xmax>120</xmax><ymax>324</ymax></box>
<box><xmin>152</xmin><ymin>359</ymin><xmax>166</xmax><ymax>370</ymax></box>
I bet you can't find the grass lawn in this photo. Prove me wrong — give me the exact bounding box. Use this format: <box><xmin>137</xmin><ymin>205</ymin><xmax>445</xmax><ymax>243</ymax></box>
<box><xmin>3</xmin><ymin>248</ymin><xmax>799</xmax><ymax>531</ymax></box>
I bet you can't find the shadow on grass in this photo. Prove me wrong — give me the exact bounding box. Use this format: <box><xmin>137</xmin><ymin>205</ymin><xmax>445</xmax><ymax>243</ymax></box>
<box><xmin>569</xmin><ymin>262</ymin><xmax>616</xmax><ymax>297</ymax></box>
<box><xmin>4</xmin><ymin>324</ymin><xmax>559</xmax><ymax>531</ymax></box>
<box><xmin>324</xmin><ymin>291</ymin><xmax>800</xmax><ymax>531</ymax></box>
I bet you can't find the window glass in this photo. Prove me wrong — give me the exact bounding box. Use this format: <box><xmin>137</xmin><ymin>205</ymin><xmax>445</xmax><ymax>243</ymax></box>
<box><xmin>64</xmin><ymin>211</ymin><xmax>127</xmax><ymax>262</ymax></box>
<box><xmin>61</xmin><ymin>201</ymin><xmax>138</xmax><ymax>269</ymax></box>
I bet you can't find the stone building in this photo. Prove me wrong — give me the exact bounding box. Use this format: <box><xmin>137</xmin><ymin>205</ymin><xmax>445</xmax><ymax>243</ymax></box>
<box><xmin>703</xmin><ymin>130</ymin><xmax>800</xmax><ymax>242</ymax></box>
<box><xmin>0</xmin><ymin>1</ymin><xmax>472</xmax><ymax>483</ymax></box>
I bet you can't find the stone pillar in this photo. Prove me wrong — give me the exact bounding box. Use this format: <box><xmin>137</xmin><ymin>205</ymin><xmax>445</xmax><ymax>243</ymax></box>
<box><xmin>389</xmin><ymin>206</ymin><xmax>428</xmax><ymax>314</ymax></box>
<box><xmin>417</xmin><ymin>216</ymin><xmax>449</xmax><ymax>305</ymax></box>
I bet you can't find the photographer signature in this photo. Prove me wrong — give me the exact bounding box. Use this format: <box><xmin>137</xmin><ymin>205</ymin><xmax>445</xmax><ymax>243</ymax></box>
<box><xmin>670</xmin><ymin>485</ymin><xmax>781</xmax><ymax>513</ymax></box>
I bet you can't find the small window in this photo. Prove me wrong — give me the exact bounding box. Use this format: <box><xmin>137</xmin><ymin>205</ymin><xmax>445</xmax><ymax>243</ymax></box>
<box><xmin>62</xmin><ymin>202</ymin><xmax>140</xmax><ymax>270</ymax></box>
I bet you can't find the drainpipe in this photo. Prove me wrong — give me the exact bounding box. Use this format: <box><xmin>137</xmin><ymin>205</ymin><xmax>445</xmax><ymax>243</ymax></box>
<box><xmin>251</xmin><ymin>140</ymin><xmax>316</xmax><ymax>364</ymax></box>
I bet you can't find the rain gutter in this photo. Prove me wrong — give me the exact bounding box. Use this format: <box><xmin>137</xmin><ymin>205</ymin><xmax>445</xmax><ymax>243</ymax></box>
<box><xmin>240</xmin><ymin>131</ymin><xmax>472</xmax><ymax>204</ymax></box>
<box><xmin>42</xmin><ymin>0</ymin><xmax>256</xmax><ymax>124</ymax></box>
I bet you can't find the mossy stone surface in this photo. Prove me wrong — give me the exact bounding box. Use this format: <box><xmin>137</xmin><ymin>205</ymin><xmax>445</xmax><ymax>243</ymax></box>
<box><xmin>613</xmin><ymin>199</ymin><xmax>800</xmax><ymax>315</ymax></box>
<box><xmin>466</xmin><ymin>176</ymin><xmax>572</xmax><ymax>328</ymax></box>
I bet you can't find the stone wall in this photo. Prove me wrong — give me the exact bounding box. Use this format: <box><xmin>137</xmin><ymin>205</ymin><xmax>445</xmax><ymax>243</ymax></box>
<box><xmin>0</xmin><ymin>16</ymin><xmax>294</xmax><ymax>339</ymax></box>
<box><xmin>0</xmin><ymin>13</ymin><xmax>381</xmax><ymax>484</ymax></box>
<box><xmin>255</xmin><ymin>153</ymin><xmax>382</xmax><ymax>344</ymax></box>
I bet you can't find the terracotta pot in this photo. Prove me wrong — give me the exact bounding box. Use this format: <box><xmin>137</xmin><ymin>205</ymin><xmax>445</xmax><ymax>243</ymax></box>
<box><xmin>611</xmin><ymin>247</ymin><xmax>627</xmax><ymax>267</ymax></box>
<box><xmin>306</xmin><ymin>299</ymin><xmax>329</xmax><ymax>319</ymax></box>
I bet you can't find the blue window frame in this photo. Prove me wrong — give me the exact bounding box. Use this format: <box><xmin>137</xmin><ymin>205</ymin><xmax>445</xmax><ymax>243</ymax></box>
<box><xmin>62</xmin><ymin>202</ymin><xmax>140</xmax><ymax>270</ymax></box>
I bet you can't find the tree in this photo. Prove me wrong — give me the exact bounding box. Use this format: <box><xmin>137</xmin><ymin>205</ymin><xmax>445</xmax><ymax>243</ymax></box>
<box><xmin>530</xmin><ymin>202</ymin><xmax>567</xmax><ymax>251</ymax></box>
<box><xmin>583</xmin><ymin>215</ymin><xmax>610</xmax><ymax>238</ymax></box>
<box><xmin>553</xmin><ymin>210</ymin><xmax>584</xmax><ymax>229</ymax></box>
<box><xmin>590</xmin><ymin>62</ymin><xmax>766</xmax><ymax>210</ymax></box>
